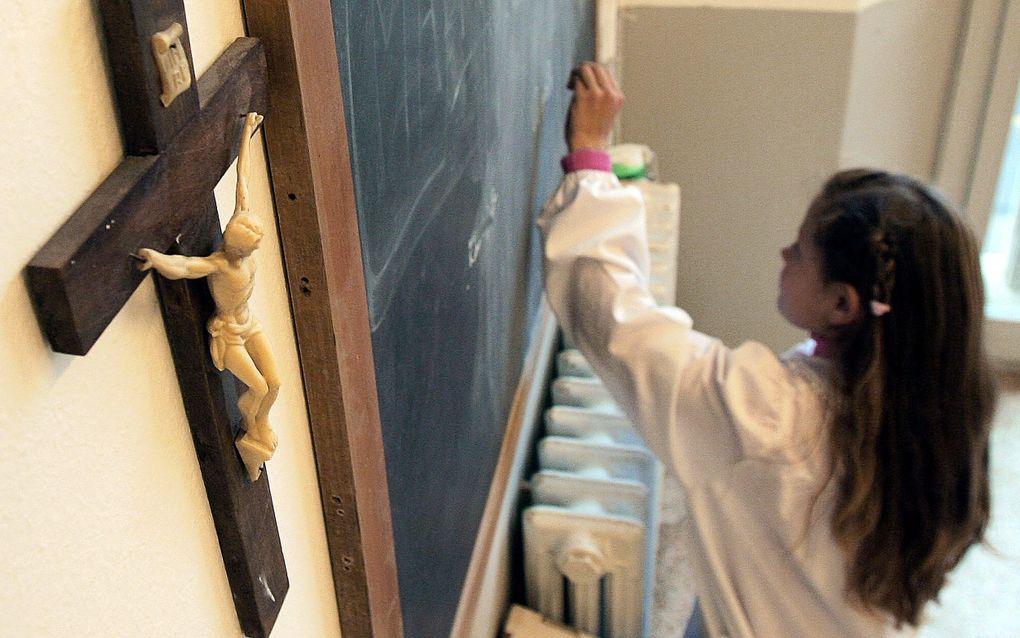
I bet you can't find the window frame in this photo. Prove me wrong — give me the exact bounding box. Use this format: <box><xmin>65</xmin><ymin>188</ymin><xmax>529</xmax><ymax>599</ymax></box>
<box><xmin>935</xmin><ymin>0</ymin><xmax>1020</xmax><ymax>362</ymax></box>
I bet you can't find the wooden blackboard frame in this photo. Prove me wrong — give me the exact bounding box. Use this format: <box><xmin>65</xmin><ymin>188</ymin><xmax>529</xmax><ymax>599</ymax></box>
<box><xmin>242</xmin><ymin>2</ymin><xmax>402</xmax><ymax>637</ymax></box>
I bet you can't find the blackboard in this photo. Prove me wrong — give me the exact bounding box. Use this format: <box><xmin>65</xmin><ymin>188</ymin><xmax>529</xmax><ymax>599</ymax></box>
<box><xmin>330</xmin><ymin>1</ymin><xmax>594</xmax><ymax>635</ymax></box>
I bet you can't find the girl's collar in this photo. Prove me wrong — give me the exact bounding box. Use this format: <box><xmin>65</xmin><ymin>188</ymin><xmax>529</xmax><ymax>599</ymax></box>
<box><xmin>810</xmin><ymin>332</ymin><xmax>836</xmax><ymax>358</ymax></box>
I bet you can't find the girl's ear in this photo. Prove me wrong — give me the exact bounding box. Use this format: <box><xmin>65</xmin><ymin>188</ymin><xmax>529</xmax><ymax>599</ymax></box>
<box><xmin>828</xmin><ymin>282</ymin><xmax>862</xmax><ymax>327</ymax></box>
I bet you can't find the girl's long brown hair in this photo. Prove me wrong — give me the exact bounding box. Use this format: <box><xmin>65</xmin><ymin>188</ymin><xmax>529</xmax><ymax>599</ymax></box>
<box><xmin>809</xmin><ymin>169</ymin><xmax>997</xmax><ymax>627</ymax></box>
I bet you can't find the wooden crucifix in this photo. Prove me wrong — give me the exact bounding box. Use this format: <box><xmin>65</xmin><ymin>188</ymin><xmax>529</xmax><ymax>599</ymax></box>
<box><xmin>24</xmin><ymin>2</ymin><xmax>287</xmax><ymax>637</ymax></box>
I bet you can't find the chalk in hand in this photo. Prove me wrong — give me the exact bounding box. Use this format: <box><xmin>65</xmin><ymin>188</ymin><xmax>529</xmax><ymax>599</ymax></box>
<box><xmin>567</xmin><ymin>69</ymin><xmax>582</xmax><ymax>90</ymax></box>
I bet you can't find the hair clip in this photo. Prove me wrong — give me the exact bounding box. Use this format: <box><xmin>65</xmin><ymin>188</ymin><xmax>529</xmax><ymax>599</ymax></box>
<box><xmin>870</xmin><ymin>300</ymin><xmax>892</xmax><ymax>317</ymax></box>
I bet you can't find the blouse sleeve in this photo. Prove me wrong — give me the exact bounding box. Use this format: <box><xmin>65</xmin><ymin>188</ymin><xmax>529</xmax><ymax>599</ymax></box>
<box><xmin>538</xmin><ymin>170</ymin><xmax>812</xmax><ymax>489</ymax></box>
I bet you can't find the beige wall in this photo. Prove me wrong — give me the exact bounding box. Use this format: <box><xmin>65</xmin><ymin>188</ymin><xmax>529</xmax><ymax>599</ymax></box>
<box><xmin>841</xmin><ymin>0</ymin><xmax>966</xmax><ymax>176</ymax></box>
<box><xmin>619</xmin><ymin>0</ymin><xmax>965</xmax><ymax>350</ymax></box>
<box><xmin>621</xmin><ymin>6</ymin><xmax>856</xmax><ymax>349</ymax></box>
<box><xmin>0</xmin><ymin>2</ymin><xmax>340</xmax><ymax>636</ymax></box>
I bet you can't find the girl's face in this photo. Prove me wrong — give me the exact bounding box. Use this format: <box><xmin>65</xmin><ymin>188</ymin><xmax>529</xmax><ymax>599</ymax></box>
<box><xmin>778</xmin><ymin>220</ymin><xmax>841</xmax><ymax>335</ymax></box>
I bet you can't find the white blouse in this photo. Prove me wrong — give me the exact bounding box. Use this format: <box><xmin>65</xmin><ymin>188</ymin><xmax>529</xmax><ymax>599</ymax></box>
<box><xmin>538</xmin><ymin>169</ymin><xmax>912</xmax><ymax>637</ymax></box>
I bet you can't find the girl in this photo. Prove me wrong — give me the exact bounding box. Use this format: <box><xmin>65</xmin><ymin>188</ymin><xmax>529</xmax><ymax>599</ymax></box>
<box><xmin>539</xmin><ymin>62</ymin><xmax>998</xmax><ymax>637</ymax></box>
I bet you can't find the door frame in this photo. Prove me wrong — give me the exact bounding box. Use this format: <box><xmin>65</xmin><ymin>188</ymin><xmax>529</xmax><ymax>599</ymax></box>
<box><xmin>935</xmin><ymin>0</ymin><xmax>1020</xmax><ymax>363</ymax></box>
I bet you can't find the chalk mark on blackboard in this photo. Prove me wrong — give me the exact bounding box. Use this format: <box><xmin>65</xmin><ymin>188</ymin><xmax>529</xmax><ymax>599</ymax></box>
<box><xmin>468</xmin><ymin>188</ymin><xmax>497</xmax><ymax>267</ymax></box>
<box><xmin>365</xmin><ymin>151</ymin><xmax>479</xmax><ymax>332</ymax></box>
<box><xmin>449</xmin><ymin>45</ymin><xmax>480</xmax><ymax>116</ymax></box>
<box><xmin>376</xmin><ymin>0</ymin><xmax>398</xmax><ymax>48</ymax></box>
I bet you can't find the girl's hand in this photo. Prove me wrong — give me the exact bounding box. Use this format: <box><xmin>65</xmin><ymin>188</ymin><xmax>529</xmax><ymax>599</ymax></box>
<box><xmin>565</xmin><ymin>62</ymin><xmax>624</xmax><ymax>152</ymax></box>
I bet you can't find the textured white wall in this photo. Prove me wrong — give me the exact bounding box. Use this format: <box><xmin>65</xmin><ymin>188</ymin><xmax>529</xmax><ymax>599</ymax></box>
<box><xmin>0</xmin><ymin>1</ymin><xmax>340</xmax><ymax>636</ymax></box>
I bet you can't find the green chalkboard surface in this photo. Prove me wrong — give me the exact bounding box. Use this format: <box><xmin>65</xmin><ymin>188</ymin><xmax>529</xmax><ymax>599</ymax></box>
<box><xmin>331</xmin><ymin>1</ymin><xmax>594</xmax><ymax>635</ymax></box>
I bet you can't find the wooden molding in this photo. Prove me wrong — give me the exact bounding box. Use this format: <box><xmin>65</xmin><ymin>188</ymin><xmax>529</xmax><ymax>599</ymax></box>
<box><xmin>241</xmin><ymin>2</ymin><xmax>403</xmax><ymax>636</ymax></box>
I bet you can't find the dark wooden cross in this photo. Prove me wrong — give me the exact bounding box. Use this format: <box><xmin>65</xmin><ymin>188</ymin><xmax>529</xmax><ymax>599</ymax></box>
<box><xmin>24</xmin><ymin>2</ymin><xmax>287</xmax><ymax>636</ymax></box>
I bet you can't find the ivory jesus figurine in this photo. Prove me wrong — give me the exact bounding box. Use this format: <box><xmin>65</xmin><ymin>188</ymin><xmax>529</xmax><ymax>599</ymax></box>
<box><xmin>137</xmin><ymin>112</ymin><xmax>280</xmax><ymax>481</ymax></box>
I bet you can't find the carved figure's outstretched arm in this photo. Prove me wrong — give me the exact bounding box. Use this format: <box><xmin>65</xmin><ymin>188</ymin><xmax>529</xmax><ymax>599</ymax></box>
<box><xmin>136</xmin><ymin>248</ymin><xmax>219</xmax><ymax>280</ymax></box>
<box><xmin>234</xmin><ymin>112</ymin><xmax>263</xmax><ymax>215</ymax></box>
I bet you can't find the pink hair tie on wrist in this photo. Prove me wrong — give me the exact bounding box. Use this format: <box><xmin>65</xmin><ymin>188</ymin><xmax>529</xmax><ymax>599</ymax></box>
<box><xmin>870</xmin><ymin>300</ymin><xmax>892</xmax><ymax>317</ymax></box>
<box><xmin>561</xmin><ymin>148</ymin><xmax>612</xmax><ymax>174</ymax></box>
